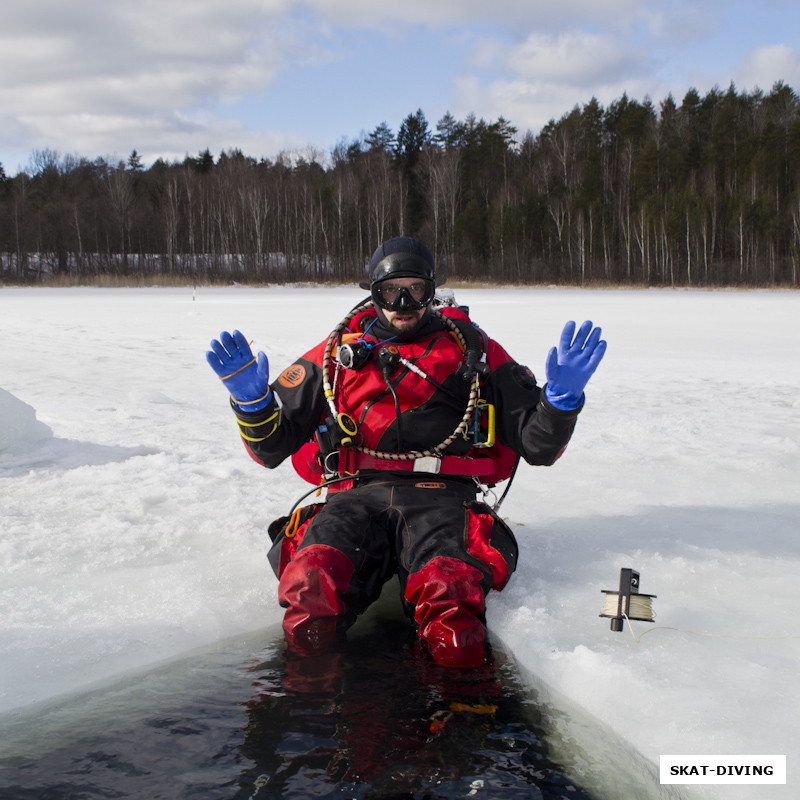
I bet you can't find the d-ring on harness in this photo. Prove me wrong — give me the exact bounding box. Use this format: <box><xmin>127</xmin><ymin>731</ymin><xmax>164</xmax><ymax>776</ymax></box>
<box><xmin>321</xmin><ymin>299</ymin><xmax>480</xmax><ymax>470</ymax></box>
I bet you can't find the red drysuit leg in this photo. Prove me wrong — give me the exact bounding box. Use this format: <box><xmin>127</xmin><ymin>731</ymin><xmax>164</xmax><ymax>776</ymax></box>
<box><xmin>278</xmin><ymin>543</ymin><xmax>355</xmax><ymax>655</ymax></box>
<box><xmin>404</xmin><ymin>556</ymin><xmax>488</xmax><ymax>668</ymax></box>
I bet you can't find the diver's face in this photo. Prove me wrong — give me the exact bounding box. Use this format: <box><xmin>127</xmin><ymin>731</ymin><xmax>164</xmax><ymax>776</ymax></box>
<box><xmin>374</xmin><ymin>278</ymin><xmax>431</xmax><ymax>334</ymax></box>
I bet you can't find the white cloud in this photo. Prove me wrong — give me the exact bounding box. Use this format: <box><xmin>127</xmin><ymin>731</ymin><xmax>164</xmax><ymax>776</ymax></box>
<box><xmin>0</xmin><ymin>0</ymin><xmax>305</xmax><ymax>169</ymax></box>
<box><xmin>0</xmin><ymin>0</ymin><xmax>670</xmax><ymax>172</ymax></box>
<box><xmin>1</xmin><ymin>1</ymin><xmax>292</xmax><ymax>108</ymax></box>
<box><xmin>303</xmin><ymin>0</ymin><xmax>644</xmax><ymax>29</ymax></box>
<box><xmin>505</xmin><ymin>31</ymin><xmax>647</xmax><ymax>86</ymax></box>
<box><xmin>6</xmin><ymin>108</ymin><xmax>310</xmax><ymax>171</ymax></box>
<box><xmin>733</xmin><ymin>44</ymin><xmax>800</xmax><ymax>92</ymax></box>
<box><xmin>3</xmin><ymin>0</ymin><xmax>798</xmax><ymax>174</ymax></box>
<box><xmin>645</xmin><ymin>5</ymin><xmax>714</xmax><ymax>46</ymax></box>
<box><xmin>452</xmin><ymin>30</ymin><xmax>658</xmax><ymax>133</ymax></box>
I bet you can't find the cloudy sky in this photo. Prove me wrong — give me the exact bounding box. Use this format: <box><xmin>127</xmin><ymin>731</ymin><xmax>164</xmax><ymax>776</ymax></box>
<box><xmin>2</xmin><ymin>0</ymin><xmax>800</xmax><ymax>175</ymax></box>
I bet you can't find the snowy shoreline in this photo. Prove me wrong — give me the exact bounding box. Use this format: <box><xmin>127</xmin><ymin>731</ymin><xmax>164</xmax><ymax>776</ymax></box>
<box><xmin>1</xmin><ymin>286</ymin><xmax>798</xmax><ymax>799</ymax></box>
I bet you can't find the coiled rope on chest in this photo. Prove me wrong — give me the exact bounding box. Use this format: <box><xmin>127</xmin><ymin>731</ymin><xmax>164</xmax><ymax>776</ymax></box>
<box><xmin>321</xmin><ymin>299</ymin><xmax>479</xmax><ymax>462</ymax></box>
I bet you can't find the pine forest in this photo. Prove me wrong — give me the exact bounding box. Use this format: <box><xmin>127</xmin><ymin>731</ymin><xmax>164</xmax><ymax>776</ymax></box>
<box><xmin>2</xmin><ymin>83</ymin><xmax>800</xmax><ymax>287</ymax></box>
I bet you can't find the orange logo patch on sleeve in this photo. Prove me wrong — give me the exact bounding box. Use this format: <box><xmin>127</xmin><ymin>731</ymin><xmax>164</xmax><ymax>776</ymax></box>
<box><xmin>278</xmin><ymin>364</ymin><xmax>307</xmax><ymax>388</ymax></box>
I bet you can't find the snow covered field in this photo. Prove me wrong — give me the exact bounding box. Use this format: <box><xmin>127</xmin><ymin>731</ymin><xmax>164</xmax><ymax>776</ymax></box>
<box><xmin>1</xmin><ymin>285</ymin><xmax>798</xmax><ymax>799</ymax></box>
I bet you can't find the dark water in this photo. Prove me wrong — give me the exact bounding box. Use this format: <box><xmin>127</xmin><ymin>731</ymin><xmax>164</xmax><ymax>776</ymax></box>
<box><xmin>237</xmin><ymin>617</ymin><xmax>598</xmax><ymax>799</ymax></box>
<box><xmin>0</xmin><ymin>607</ymin><xmax>683</xmax><ymax>800</ymax></box>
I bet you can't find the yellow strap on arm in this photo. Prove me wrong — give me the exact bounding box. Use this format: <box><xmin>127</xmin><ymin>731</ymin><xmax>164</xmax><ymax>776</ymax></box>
<box><xmin>237</xmin><ymin>410</ymin><xmax>279</xmax><ymax>427</ymax></box>
<box><xmin>236</xmin><ymin>409</ymin><xmax>279</xmax><ymax>442</ymax></box>
<box><xmin>238</xmin><ymin>424</ymin><xmax>278</xmax><ymax>443</ymax></box>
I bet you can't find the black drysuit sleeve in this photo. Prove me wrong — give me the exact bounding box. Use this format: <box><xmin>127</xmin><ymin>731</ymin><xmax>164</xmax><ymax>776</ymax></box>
<box><xmin>230</xmin><ymin>355</ymin><xmax>327</xmax><ymax>468</ymax></box>
<box><xmin>484</xmin><ymin>360</ymin><xmax>581</xmax><ymax>466</ymax></box>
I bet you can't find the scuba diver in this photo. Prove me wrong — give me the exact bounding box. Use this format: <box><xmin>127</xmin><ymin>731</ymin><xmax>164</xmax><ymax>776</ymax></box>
<box><xmin>206</xmin><ymin>236</ymin><xmax>606</xmax><ymax>668</ymax></box>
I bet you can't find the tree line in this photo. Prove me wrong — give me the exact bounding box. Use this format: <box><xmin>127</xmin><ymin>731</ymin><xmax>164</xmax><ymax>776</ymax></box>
<box><xmin>2</xmin><ymin>82</ymin><xmax>800</xmax><ymax>287</ymax></box>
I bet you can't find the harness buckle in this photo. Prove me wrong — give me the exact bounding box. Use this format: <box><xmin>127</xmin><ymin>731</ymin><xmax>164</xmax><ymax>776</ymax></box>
<box><xmin>413</xmin><ymin>455</ymin><xmax>442</xmax><ymax>473</ymax></box>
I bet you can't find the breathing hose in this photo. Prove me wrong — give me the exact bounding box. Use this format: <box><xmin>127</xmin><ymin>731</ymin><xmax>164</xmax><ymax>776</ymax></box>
<box><xmin>321</xmin><ymin>299</ymin><xmax>480</xmax><ymax>463</ymax></box>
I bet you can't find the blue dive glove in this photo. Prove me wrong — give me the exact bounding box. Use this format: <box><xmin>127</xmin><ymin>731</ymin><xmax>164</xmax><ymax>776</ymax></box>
<box><xmin>544</xmin><ymin>320</ymin><xmax>607</xmax><ymax>410</ymax></box>
<box><xmin>206</xmin><ymin>330</ymin><xmax>272</xmax><ymax>412</ymax></box>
